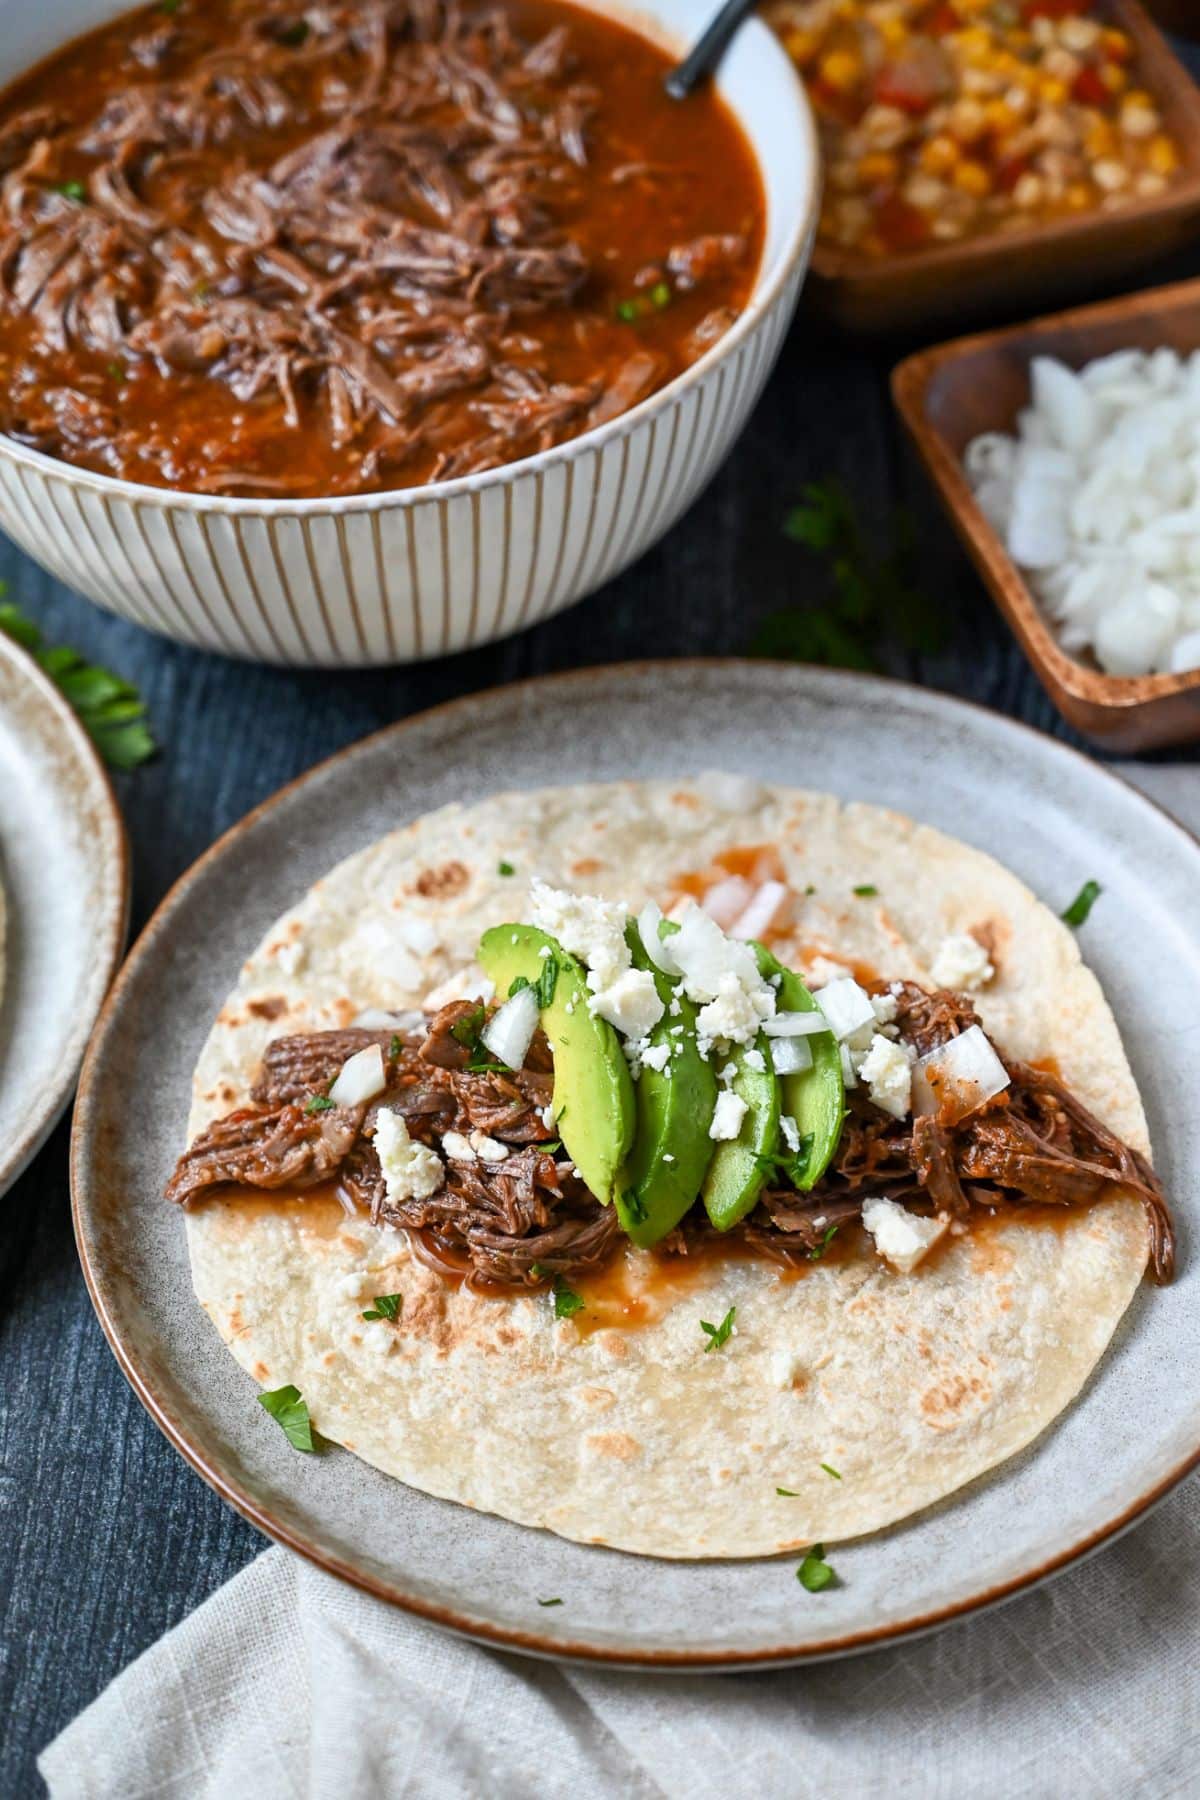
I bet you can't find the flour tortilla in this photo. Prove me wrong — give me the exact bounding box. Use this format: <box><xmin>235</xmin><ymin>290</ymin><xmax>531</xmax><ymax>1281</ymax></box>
<box><xmin>184</xmin><ymin>778</ymin><xmax>1149</xmax><ymax>1558</ymax></box>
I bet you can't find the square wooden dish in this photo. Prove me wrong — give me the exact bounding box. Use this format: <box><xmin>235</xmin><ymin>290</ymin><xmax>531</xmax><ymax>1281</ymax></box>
<box><xmin>892</xmin><ymin>275</ymin><xmax>1200</xmax><ymax>750</ymax></box>
<box><xmin>806</xmin><ymin>0</ymin><xmax>1200</xmax><ymax>336</ymax></box>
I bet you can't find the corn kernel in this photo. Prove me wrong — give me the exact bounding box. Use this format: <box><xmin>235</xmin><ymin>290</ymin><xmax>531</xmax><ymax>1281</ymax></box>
<box><xmin>783</xmin><ymin>28</ymin><xmax>818</xmax><ymax>66</ymax></box>
<box><xmin>953</xmin><ymin>159</ymin><xmax>991</xmax><ymax>197</ymax></box>
<box><xmin>920</xmin><ymin>134</ymin><xmax>959</xmax><ymax>174</ymax></box>
<box><xmin>984</xmin><ymin>100</ymin><xmax>1015</xmax><ymax>132</ymax></box>
<box><xmin>1101</xmin><ymin>63</ymin><xmax>1128</xmax><ymax>94</ymax></box>
<box><xmin>877</xmin><ymin>17</ymin><xmax>906</xmax><ymax>48</ymax></box>
<box><xmin>1065</xmin><ymin>182</ymin><xmax>1092</xmax><ymax>210</ymax></box>
<box><xmin>1084</xmin><ymin>121</ymin><xmax>1116</xmax><ymax>159</ymax></box>
<box><xmin>819</xmin><ymin>48</ymin><xmax>861</xmax><ymax>92</ymax></box>
<box><xmin>1103</xmin><ymin>29</ymin><xmax>1133</xmax><ymax>63</ymax></box>
<box><xmin>1148</xmin><ymin>134</ymin><xmax>1180</xmax><ymax>176</ymax></box>
<box><xmin>1039</xmin><ymin>78</ymin><xmax>1069</xmax><ymax>106</ymax></box>
<box><xmin>857</xmin><ymin>151</ymin><xmax>899</xmax><ymax>185</ymax></box>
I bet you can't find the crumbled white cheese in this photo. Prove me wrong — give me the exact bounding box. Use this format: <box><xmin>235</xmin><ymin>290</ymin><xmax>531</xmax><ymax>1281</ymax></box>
<box><xmin>640</xmin><ymin>1041</ymin><xmax>672</xmax><ymax>1074</ymax></box>
<box><xmin>931</xmin><ymin>932</ymin><xmax>994</xmax><ymax>992</ymax></box>
<box><xmin>858</xmin><ymin>1034</ymin><xmax>915</xmax><ymax>1120</ymax></box>
<box><xmin>861</xmin><ymin>1197</ymin><xmax>948</xmax><ymax>1274</ymax></box>
<box><xmin>696</xmin><ymin>972</ymin><xmax>772</xmax><ymax>1057</ymax></box>
<box><xmin>441</xmin><ymin>1130</ymin><xmax>476</xmax><ymax>1162</ymax></box>
<box><xmin>529</xmin><ymin>880</ymin><xmax>628</xmax><ymax>988</ymax></box>
<box><xmin>669</xmin><ymin>995</ymin><xmax>682</xmax><ymax>1017</ymax></box>
<box><xmin>870</xmin><ymin>991</ymin><xmax>899</xmax><ymax>1027</ymax></box>
<box><xmin>780</xmin><ymin>1113</ymin><xmax>801</xmax><ymax>1153</ymax></box>
<box><xmin>662</xmin><ymin>1152</ymin><xmax>675</xmax><ymax>1163</ymax></box>
<box><xmin>770</xmin><ymin>1349</ymin><xmax>804</xmax><ymax>1391</ymax></box>
<box><xmin>529</xmin><ymin>880</ymin><xmax>664</xmax><ymax>1043</ymax></box>
<box><xmin>590</xmin><ymin>966</ymin><xmax>664</xmax><ymax>1040</ymax></box>
<box><xmin>719</xmin><ymin>1061</ymin><xmax>738</xmax><ymax>1084</ymax></box>
<box><xmin>469</xmin><ymin>1131</ymin><xmax>509</xmax><ymax>1164</ymax></box>
<box><xmin>709</xmin><ymin>1090</ymin><xmax>748</xmax><ymax>1141</ymax></box>
<box><xmin>375</xmin><ymin>1109</ymin><xmax>444</xmax><ymax>1204</ymax></box>
<box><xmin>815</xmin><ymin>977</ymin><xmax>877</xmax><ymax>1048</ymax></box>
<box><xmin>743</xmin><ymin>1047</ymin><xmax>766</xmax><ymax>1074</ymax></box>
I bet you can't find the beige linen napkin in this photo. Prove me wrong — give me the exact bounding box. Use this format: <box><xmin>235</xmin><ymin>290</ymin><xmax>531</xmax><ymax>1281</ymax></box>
<box><xmin>41</xmin><ymin>761</ymin><xmax>1200</xmax><ymax>1800</ymax></box>
<box><xmin>37</xmin><ymin>1476</ymin><xmax>1200</xmax><ymax>1800</ymax></box>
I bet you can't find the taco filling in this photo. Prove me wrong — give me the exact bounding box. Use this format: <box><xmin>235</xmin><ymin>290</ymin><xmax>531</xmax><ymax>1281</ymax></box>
<box><xmin>167</xmin><ymin>881</ymin><xmax>1174</xmax><ymax>1291</ymax></box>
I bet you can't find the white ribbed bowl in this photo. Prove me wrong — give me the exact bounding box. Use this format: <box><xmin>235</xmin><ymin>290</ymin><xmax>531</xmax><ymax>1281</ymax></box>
<box><xmin>0</xmin><ymin>0</ymin><xmax>817</xmax><ymax>666</ymax></box>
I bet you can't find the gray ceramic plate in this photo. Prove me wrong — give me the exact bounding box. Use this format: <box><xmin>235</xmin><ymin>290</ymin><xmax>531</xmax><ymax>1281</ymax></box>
<box><xmin>71</xmin><ymin>663</ymin><xmax>1200</xmax><ymax>1668</ymax></box>
<box><xmin>0</xmin><ymin>631</ymin><xmax>128</xmax><ymax>1198</ymax></box>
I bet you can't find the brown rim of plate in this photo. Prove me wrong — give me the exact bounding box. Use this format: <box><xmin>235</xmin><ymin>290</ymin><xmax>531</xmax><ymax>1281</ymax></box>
<box><xmin>69</xmin><ymin>659</ymin><xmax>1200</xmax><ymax>1669</ymax></box>
<box><xmin>0</xmin><ymin>629</ymin><xmax>130</xmax><ymax>1195</ymax></box>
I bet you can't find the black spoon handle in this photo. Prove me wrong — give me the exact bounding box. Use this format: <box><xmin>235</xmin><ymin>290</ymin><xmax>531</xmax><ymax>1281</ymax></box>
<box><xmin>664</xmin><ymin>0</ymin><xmax>761</xmax><ymax>100</ymax></box>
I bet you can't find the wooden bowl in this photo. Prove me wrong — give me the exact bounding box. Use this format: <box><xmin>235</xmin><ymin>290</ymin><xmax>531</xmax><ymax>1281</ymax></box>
<box><xmin>806</xmin><ymin>0</ymin><xmax>1200</xmax><ymax>336</ymax></box>
<box><xmin>892</xmin><ymin>275</ymin><xmax>1200</xmax><ymax>751</ymax></box>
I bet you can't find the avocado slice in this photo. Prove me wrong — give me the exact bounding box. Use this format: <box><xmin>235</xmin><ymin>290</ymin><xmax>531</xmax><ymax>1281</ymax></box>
<box><xmin>700</xmin><ymin>1033</ymin><xmax>781</xmax><ymax>1232</ymax></box>
<box><xmin>616</xmin><ymin>926</ymin><xmax>718</xmax><ymax>1248</ymax></box>
<box><xmin>477</xmin><ymin>924</ymin><xmax>635</xmax><ymax>1205</ymax></box>
<box><xmin>753</xmin><ymin>944</ymin><xmax>846</xmax><ymax>1191</ymax></box>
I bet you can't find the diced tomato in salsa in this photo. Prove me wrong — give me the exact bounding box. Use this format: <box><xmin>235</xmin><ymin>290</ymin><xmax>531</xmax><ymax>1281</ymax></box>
<box><xmin>873</xmin><ymin>192</ymin><xmax>934</xmax><ymax>251</ymax></box>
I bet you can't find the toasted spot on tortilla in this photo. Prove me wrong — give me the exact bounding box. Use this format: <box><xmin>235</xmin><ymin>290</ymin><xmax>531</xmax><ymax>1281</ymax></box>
<box><xmin>577</xmin><ymin>1386</ymin><xmax>616</xmax><ymax>1411</ymax></box>
<box><xmin>413</xmin><ymin>860</ymin><xmax>469</xmax><ymax>899</ymax></box>
<box><xmin>252</xmin><ymin>1361</ymin><xmax>270</xmax><ymax>1380</ymax></box>
<box><xmin>571</xmin><ymin>857</ymin><xmax>604</xmax><ymax>877</ymax></box>
<box><xmin>248</xmin><ymin>995</ymin><xmax>288</xmax><ymax>1020</ymax></box>
<box><xmin>586</xmin><ymin>1432</ymin><xmax>641</xmax><ymax>1461</ymax></box>
<box><xmin>920</xmin><ymin>1371</ymin><xmax>992</xmax><ymax>1431</ymax></box>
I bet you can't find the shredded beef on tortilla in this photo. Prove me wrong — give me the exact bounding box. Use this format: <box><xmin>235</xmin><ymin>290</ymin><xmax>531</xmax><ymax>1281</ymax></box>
<box><xmin>165</xmin><ymin>984</ymin><xmax>1175</xmax><ymax>1289</ymax></box>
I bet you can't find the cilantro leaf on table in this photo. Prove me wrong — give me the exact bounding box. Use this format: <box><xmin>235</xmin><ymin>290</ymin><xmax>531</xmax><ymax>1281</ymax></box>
<box><xmin>258</xmin><ymin>1384</ymin><xmax>316</xmax><ymax>1453</ymax></box>
<box><xmin>0</xmin><ymin>596</ymin><xmax>156</xmax><ymax>770</ymax></box>
<box><xmin>749</xmin><ymin>479</ymin><xmax>945</xmax><ymax>673</ymax></box>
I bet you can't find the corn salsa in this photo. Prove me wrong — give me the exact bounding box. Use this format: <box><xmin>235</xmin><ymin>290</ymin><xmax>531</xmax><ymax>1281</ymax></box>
<box><xmin>764</xmin><ymin>1</ymin><xmax>1184</xmax><ymax>256</ymax></box>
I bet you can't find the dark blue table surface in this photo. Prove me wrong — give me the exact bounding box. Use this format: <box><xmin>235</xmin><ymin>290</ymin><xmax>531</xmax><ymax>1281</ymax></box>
<box><xmin>4</xmin><ymin>110</ymin><xmax>1200</xmax><ymax>1794</ymax></box>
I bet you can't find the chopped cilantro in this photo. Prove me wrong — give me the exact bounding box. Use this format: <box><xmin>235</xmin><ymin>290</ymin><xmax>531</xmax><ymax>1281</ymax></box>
<box><xmin>797</xmin><ymin>1545</ymin><xmax>835</xmax><ymax>1592</ymax></box>
<box><xmin>0</xmin><ymin>597</ymin><xmax>155</xmax><ymax>770</ymax></box>
<box><xmin>388</xmin><ymin>1034</ymin><xmax>402</xmax><ymax>1059</ymax></box>
<box><xmin>853</xmin><ymin>884</ymin><xmax>877</xmax><ymax>897</ymax></box>
<box><xmin>304</xmin><ymin>1093</ymin><xmax>335</xmax><ymax>1114</ymax></box>
<box><xmin>107</xmin><ymin>361</ymin><xmax>125</xmax><ymax>383</ymax></box>
<box><xmin>537</xmin><ymin>1597</ymin><xmax>564</xmax><ymax>1607</ymax></box>
<box><xmin>749</xmin><ymin>479</ymin><xmax>945</xmax><ymax>672</ymax></box>
<box><xmin>535</xmin><ymin>954</ymin><xmax>559</xmax><ymax>1011</ymax></box>
<box><xmin>552</xmin><ymin>1278</ymin><xmax>584</xmax><ymax>1320</ymax></box>
<box><xmin>776</xmin><ymin>1486</ymin><xmax>799</xmax><ymax>1497</ymax></box>
<box><xmin>498</xmin><ymin>860</ymin><xmax>515</xmax><ymax>876</ymax></box>
<box><xmin>808</xmin><ymin>1224</ymin><xmax>839</xmax><ymax>1262</ymax></box>
<box><xmin>450</xmin><ymin>1003</ymin><xmax>486</xmax><ymax>1049</ymax></box>
<box><xmin>362</xmin><ymin>1293</ymin><xmax>402</xmax><ymax>1322</ymax></box>
<box><xmin>700</xmin><ymin>1306</ymin><xmax>736</xmax><ymax>1353</ymax></box>
<box><xmin>466</xmin><ymin>1051</ymin><xmax>507</xmax><ymax>1074</ymax></box>
<box><xmin>258</xmin><ymin>1384</ymin><xmax>315</xmax><ymax>1452</ymax></box>
<box><xmin>538</xmin><ymin>1140</ymin><xmax>562</xmax><ymax>1157</ymax></box>
<box><xmin>279</xmin><ymin>18</ymin><xmax>309</xmax><ymax>45</ymax></box>
<box><xmin>508</xmin><ymin>975</ymin><xmax>532</xmax><ymax>997</ymax></box>
<box><xmin>755</xmin><ymin>1138</ymin><xmax>815</xmax><ymax>1190</ymax></box>
<box><xmin>820</xmin><ymin>1463</ymin><xmax>842</xmax><ymax>1480</ymax></box>
<box><xmin>615</xmin><ymin>298</ymin><xmax>640</xmax><ymax>323</ymax></box>
<box><xmin>804</xmin><ymin>884</ymin><xmax>816</xmax><ymax>896</ymax></box>
<box><xmin>1061</xmin><ymin>880</ymin><xmax>1101</xmax><ymax>928</ymax></box>
<box><xmin>56</xmin><ymin>180</ymin><xmax>87</xmax><ymax>202</ymax></box>
<box><xmin>650</xmin><ymin>280</ymin><xmax>672</xmax><ymax>309</ymax></box>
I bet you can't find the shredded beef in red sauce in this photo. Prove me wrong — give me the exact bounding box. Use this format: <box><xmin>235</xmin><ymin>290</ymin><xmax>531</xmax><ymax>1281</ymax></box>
<box><xmin>0</xmin><ymin>0</ymin><xmax>762</xmax><ymax>496</ymax></box>
<box><xmin>166</xmin><ymin>983</ymin><xmax>1175</xmax><ymax>1292</ymax></box>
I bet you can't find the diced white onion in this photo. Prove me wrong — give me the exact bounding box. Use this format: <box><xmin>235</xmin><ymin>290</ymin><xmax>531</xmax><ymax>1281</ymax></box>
<box><xmin>637</xmin><ymin>902</ymin><xmax>680</xmax><ymax>975</ymax></box>
<box><xmin>352</xmin><ymin>1008</ymin><xmax>425</xmax><ymax>1033</ymax></box>
<box><xmin>701</xmin><ymin>875</ymin><xmax>755</xmax><ymax>929</ymax></box>
<box><xmin>912</xmin><ymin>1025</ymin><xmax>1010</xmax><ymax>1123</ymax></box>
<box><xmin>328</xmin><ymin>1043</ymin><xmax>387</xmax><ymax>1107</ymax></box>
<box><xmin>480</xmin><ymin>985</ymin><xmax>540</xmax><ymax>1071</ymax></box>
<box><xmin>729</xmin><ymin>880</ymin><xmax>790</xmax><ymax>942</ymax></box>
<box><xmin>763</xmin><ymin>1010</ymin><xmax>832</xmax><ymax>1037</ymax></box>
<box><xmin>815</xmin><ymin>977</ymin><xmax>877</xmax><ymax>1045</ymax></box>
<box><xmin>769</xmin><ymin>1035</ymin><xmax>813</xmax><ymax>1075</ymax></box>
<box><xmin>839</xmin><ymin>1043</ymin><xmax>858</xmax><ymax>1089</ymax></box>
